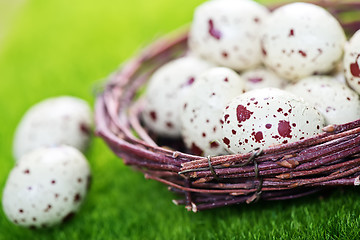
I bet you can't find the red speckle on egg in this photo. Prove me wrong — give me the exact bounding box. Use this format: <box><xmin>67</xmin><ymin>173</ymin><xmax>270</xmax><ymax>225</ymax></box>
<box><xmin>278</xmin><ymin>120</ymin><xmax>292</xmax><ymax>138</ymax></box>
<box><xmin>222</xmin><ymin>137</ymin><xmax>231</xmax><ymax>148</ymax></box>
<box><xmin>325</xmin><ymin>106</ymin><xmax>336</xmax><ymax>113</ymax></box>
<box><xmin>265</xmin><ymin>124</ymin><xmax>272</xmax><ymax>129</ymax></box>
<box><xmin>210</xmin><ymin>141</ymin><xmax>219</xmax><ymax>148</ymax></box>
<box><xmin>289</xmin><ymin>29</ymin><xmax>294</xmax><ymax>37</ymax></box>
<box><xmin>191</xmin><ymin>143</ymin><xmax>204</xmax><ymax>156</ymax></box>
<box><xmin>236</xmin><ymin>105</ymin><xmax>253</xmax><ymax>123</ymax></box>
<box><xmin>24</xmin><ymin>169</ymin><xmax>30</xmax><ymax>174</ymax></box>
<box><xmin>149</xmin><ymin>111</ymin><xmax>157</xmax><ymax>121</ymax></box>
<box><xmin>208</xmin><ymin>19</ymin><xmax>222</xmax><ymax>40</ymax></box>
<box><xmin>298</xmin><ymin>50</ymin><xmax>307</xmax><ymax>57</ymax></box>
<box><xmin>261</xmin><ymin>44</ymin><xmax>267</xmax><ymax>56</ymax></box>
<box><xmin>186</xmin><ymin>77</ymin><xmax>195</xmax><ymax>86</ymax></box>
<box><xmin>74</xmin><ymin>193</ymin><xmax>81</xmax><ymax>203</ymax></box>
<box><xmin>44</xmin><ymin>204</ymin><xmax>52</xmax><ymax>212</ymax></box>
<box><xmin>249</xmin><ymin>77</ymin><xmax>263</xmax><ymax>83</ymax></box>
<box><xmin>350</xmin><ymin>54</ymin><xmax>360</xmax><ymax>77</ymax></box>
<box><xmin>254</xmin><ymin>131</ymin><xmax>263</xmax><ymax>143</ymax></box>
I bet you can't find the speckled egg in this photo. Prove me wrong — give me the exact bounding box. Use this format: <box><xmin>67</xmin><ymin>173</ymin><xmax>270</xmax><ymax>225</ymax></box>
<box><xmin>241</xmin><ymin>66</ymin><xmax>287</xmax><ymax>91</ymax></box>
<box><xmin>142</xmin><ymin>55</ymin><xmax>214</xmax><ymax>138</ymax></box>
<box><xmin>221</xmin><ymin>88</ymin><xmax>325</xmax><ymax>154</ymax></box>
<box><xmin>13</xmin><ymin>96</ymin><xmax>93</xmax><ymax>161</ymax></box>
<box><xmin>181</xmin><ymin>67</ymin><xmax>246</xmax><ymax>156</ymax></box>
<box><xmin>333</xmin><ymin>63</ymin><xmax>346</xmax><ymax>84</ymax></box>
<box><xmin>344</xmin><ymin>29</ymin><xmax>360</xmax><ymax>94</ymax></box>
<box><xmin>2</xmin><ymin>145</ymin><xmax>91</xmax><ymax>229</ymax></box>
<box><xmin>286</xmin><ymin>76</ymin><xmax>360</xmax><ymax>125</ymax></box>
<box><xmin>188</xmin><ymin>0</ymin><xmax>269</xmax><ymax>71</ymax></box>
<box><xmin>261</xmin><ymin>2</ymin><xmax>346</xmax><ymax>82</ymax></box>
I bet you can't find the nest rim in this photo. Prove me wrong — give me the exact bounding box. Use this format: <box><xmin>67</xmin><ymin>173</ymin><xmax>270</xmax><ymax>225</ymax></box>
<box><xmin>95</xmin><ymin>0</ymin><xmax>360</xmax><ymax>211</ymax></box>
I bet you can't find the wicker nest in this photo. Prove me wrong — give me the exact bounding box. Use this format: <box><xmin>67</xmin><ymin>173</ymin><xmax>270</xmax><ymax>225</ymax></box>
<box><xmin>95</xmin><ymin>0</ymin><xmax>360</xmax><ymax>212</ymax></box>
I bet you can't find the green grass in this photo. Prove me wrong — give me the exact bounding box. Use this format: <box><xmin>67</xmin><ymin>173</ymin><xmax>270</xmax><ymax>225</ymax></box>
<box><xmin>1</xmin><ymin>0</ymin><xmax>360</xmax><ymax>239</ymax></box>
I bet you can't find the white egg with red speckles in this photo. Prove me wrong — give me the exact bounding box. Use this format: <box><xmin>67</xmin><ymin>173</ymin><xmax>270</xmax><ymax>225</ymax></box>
<box><xmin>142</xmin><ymin>55</ymin><xmax>214</xmax><ymax>138</ymax></box>
<box><xmin>181</xmin><ymin>67</ymin><xmax>246</xmax><ymax>156</ymax></box>
<box><xmin>261</xmin><ymin>2</ymin><xmax>346</xmax><ymax>82</ymax></box>
<box><xmin>344</xmin><ymin>29</ymin><xmax>360</xmax><ymax>94</ymax></box>
<box><xmin>2</xmin><ymin>145</ymin><xmax>91</xmax><ymax>229</ymax></box>
<box><xmin>13</xmin><ymin>96</ymin><xmax>93</xmax><ymax>161</ymax></box>
<box><xmin>188</xmin><ymin>0</ymin><xmax>269</xmax><ymax>71</ymax></box>
<box><xmin>221</xmin><ymin>88</ymin><xmax>325</xmax><ymax>154</ymax></box>
<box><xmin>286</xmin><ymin>76</ymin><xmax>360</xmax><ymax>125</ymax></box>
<box><xmin>241</xmin><ymin>67</ymin><xmax>287</xmax><ymax>91</ymax></box>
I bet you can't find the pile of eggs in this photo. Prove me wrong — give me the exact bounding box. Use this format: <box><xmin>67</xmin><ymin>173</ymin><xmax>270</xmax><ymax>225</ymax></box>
<box><xmin>2</xmin><ymin>96</ymin><xmax>93</xmax><ymax>228</ymax></box>
<box><xmin>142</xmin><ymin>0</ymin><xmax>360</xmax><ymax>157</ymax></box>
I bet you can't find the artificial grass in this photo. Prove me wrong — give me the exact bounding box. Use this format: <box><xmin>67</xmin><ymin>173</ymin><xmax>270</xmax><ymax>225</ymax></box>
<box><xmin>0</xmin><ymin>0</ymin><xmax>360</xmax><ymax>239</ymax></box>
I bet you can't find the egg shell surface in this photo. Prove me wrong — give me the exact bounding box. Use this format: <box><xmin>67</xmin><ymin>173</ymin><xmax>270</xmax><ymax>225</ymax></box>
<box><xmin>241</xmin><ymin>66</ymin><xmax>287</xmax><ymax>91</ymax></box>
<box><xmin>286</xmin><ymin>76</ymin><xmax>360</xmax><ymax>125</ymax></box>
<box><xmin>261</xmin><ymin>2</ymin><xmax>346</xmax><ymax>82</ymax></box>
<box><xmin>221</xmin><ymin>88</ymin><xmax>325</xmax><ymax>154</ymax></box>
<box><xmin>13</xmin><ymin>96</ymin><xmax>93</xmax><ymax>161</ymax></box>
<box><xmin>2</xmin><ymin>145</ymin><xmax>91</xmax><ymax>228</ymax></box>
<box><xmin>181</xmin><ymin>67</ymin><xmax>246</xmax><ymax>156</ymax></box>
<box><xmin>188</xmin><ymin>0</ymin><xmax>269</xmax><ymax>71</ymax></box>
<box><xmin>142</xmin><ymin>55</ymin><xmax>214</xmax><ymax>138</ymax></box>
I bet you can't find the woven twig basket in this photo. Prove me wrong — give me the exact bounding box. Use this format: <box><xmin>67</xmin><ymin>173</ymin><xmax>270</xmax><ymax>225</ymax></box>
<box><xmin>95</xmin><ymin>0</ymin><xmax>360</xmax><ymax>212</ymax></box>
